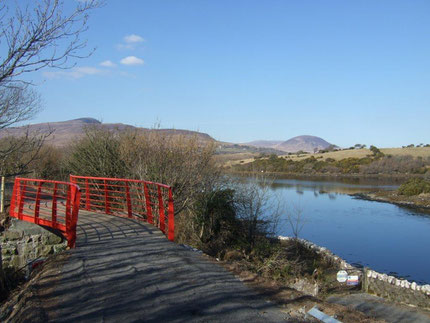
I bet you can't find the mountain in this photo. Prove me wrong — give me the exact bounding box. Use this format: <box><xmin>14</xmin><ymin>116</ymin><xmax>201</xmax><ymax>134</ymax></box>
<box><xmin>0</xmin><ymin>119</ymin><xmax>334</xmax><ymax>155</ymax></box>
<box><xmin>276</xmin><ymin>135</ymin><xmax>333</xmax><ymax>153</ymax></box>
<box><xmin>0</xmin><ymin>118</ymin><xmax>214</xmax><ymax>147</ymax></box>
<box><xmin>246</xmin><ymin>135</ymin><xmax>334</xmax><ymax>153</ymax></box>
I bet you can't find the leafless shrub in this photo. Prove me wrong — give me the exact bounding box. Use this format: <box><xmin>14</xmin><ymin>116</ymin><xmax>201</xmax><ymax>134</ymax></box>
<box><xmin>286</xmin><ymin>202</ymin><xmax>306</xmax><ymax>240</ymax></box>
<box><xmin>121</xmin><ymin>130</ymin><xmax>220</xmax><ymax>215</ymax></box>
<box><xmin>233</xmin><ymin>174</ymin><xmax>281</xmax><ymax>248</ymax></box>
<box><xmin>360</xmin><ymin>155</ymin><xmax>428</xmax><ymax>174</ymax></box>
<box><xmin>67</xmin><ymin>126</ymin><xmax>128</xmax><ymax>178</ymax></box>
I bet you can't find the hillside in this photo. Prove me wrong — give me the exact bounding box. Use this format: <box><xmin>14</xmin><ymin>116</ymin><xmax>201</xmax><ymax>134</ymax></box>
<box><xmin>244</xmin><ymin>140</ymin><xmax>284</xmax><ymax>148</ymax></box>
<box><xmin>276</xmin><ymin>135</ymin><xmax>333</xmax><ymax>153</ymax></box>
<box><xmin>225</xmin><ymin>146</ymin><xmax>430</xmax><ymax>168</ymax></box>
<box><xmin>0</xmin><ymin>118</ymin><xmax>215</xmax><ymax>147</ymax></box>
<box><xmin>246</xmin><ymin>135</ymin><xmax>333</xmax><ymax>153</ymax></box>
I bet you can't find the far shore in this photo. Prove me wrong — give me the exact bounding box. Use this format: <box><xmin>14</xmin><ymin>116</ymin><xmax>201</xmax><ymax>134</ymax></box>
<box><xmin>351</xmin><ymin>190</ymin><xmax>430</xmax><ymax>212</ymax></box>
<box><xmin>229</xmin><ymin>170</ymin><xmax>430</xmax><ymax>211</ymax></box>
<box><xmin>227</xmin><ymin>170</ymin><xmax>423</xmax><ymax>182</ymax></box>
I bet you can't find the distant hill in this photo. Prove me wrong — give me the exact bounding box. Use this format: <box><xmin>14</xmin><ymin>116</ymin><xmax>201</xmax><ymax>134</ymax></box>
<box><xmin>0</xmin><ymin>118</ymin><xmax>215</xmax><ymax>147</ymax></box>
<box><xmin>246</xmin><ymin>135</ymin><xmax>334</xmax><ymax>153</ymax></box>
<box><xmin>0</xmin><ymin>119</ymin><xmax>335</xmax><ymax>156</ymax></box>
<box><xmin>244</xmin><ymin>140</ymin><xmax>284</xmax><ymax>148</ymax></box>
<box><xmin>276</xmin><ymin>135</ymin><xmax>333</xmax><ymax>153</ymax></box>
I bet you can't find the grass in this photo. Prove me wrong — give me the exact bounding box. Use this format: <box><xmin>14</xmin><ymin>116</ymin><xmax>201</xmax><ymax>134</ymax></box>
<box><xmin>223</xmin><ymin>147</ymin><xmax>430</xmax><ymax>167</ymax></box>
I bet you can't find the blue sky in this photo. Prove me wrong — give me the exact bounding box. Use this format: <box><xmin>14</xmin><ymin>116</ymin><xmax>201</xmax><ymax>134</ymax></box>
<box><xmin>28</xmin><ymin>0</ymin><xmax>430</xmax><ymax>147</ymax></box>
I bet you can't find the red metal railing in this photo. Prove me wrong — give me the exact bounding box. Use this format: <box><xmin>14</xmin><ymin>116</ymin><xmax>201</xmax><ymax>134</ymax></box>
<box><xmin>9</xmin><ymin>178</ymin><xmax>81</xmax><ymax>248</ymax></box>
<box><xmin>69</xmin><ymin>175</ymin><xmax>175</xmax><ymax>241</ymax></box>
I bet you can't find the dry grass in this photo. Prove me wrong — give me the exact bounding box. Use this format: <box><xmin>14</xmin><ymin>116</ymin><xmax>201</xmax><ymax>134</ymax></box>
<box><xmin>381</xmin><ymin>147</ymin><xmax>430</xmax><ymax>158</ymax></box>
<box><xmin>215</xmin><ymin>153</ymin><xmax>257</xmax><ymax>166</ymax></box>
<box><xmin>223</xmin><ymin>147</ymin><xmax>430</xmax><ymax>166</ymax></box>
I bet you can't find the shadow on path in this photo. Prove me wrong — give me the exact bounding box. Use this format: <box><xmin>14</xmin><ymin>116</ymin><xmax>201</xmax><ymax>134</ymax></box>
<box><xmin>21</xmin><ymin>211</ymin><xmax>291</xmax><ymax>322</ymax></box>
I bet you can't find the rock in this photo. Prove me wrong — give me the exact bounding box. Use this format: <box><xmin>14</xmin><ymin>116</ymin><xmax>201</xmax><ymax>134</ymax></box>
<box><xmin>291</xmin><ymin>279</ymin><xmax>319</xmax><ymax>297</ymax></box>
<box><xmin>41</xmin><ymin>233</ymin><xmax>62</xmax><ymax>245</ymax></box>
<box><xmin>3</xmin><ymin>231</ymin><xmax>23</xmax><ymax>240</ymax></box>
<box><xmin>53</xmin><ymin>244</ymin><xmax>67</xmax><ymax>253</ymax></box>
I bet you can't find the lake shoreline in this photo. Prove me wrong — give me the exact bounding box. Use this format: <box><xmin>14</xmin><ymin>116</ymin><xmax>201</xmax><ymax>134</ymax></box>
<box><xmin>351</xmin><ymin>190</ymin><xmax>430</xmax><ymax>212</ymax></box>
<box><xmin>228</xmin><ymin>170</ymin><xmax>422</xmax><ymax>182</ymax></box>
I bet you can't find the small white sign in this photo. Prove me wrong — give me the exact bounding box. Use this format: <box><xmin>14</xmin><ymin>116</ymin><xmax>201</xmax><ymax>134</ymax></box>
<box><xmin>347</xmin><ymin>275</ymin><xmax>359</xmax><ymax>286</ymax></box>
<box><xmin>337</xmin><ymin>270</ymin><xmax>348</xmax><ymax>283</ymax></box>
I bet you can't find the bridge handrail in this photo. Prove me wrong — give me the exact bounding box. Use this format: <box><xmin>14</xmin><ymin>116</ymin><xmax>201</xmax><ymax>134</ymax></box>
<box><xmin>9</xmin><ymin>177</ymin><xmax>81</xmax><ymax>248</ymax></box>
<box><xmin>69</xmin><ymin>175</ymin><xmax>175</xmax><ymax>241</ymax></box>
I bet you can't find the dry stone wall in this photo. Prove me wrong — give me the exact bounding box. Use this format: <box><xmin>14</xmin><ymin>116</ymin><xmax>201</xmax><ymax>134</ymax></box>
<box><xmin>363</xmin><ymin>269</ymin><xmax>430</xmax><ymax>309</ymax></box>
<box><xmin>1</xmin><ymin>219</ymin><xmax>67</xmax><ymax>271</ymax></box>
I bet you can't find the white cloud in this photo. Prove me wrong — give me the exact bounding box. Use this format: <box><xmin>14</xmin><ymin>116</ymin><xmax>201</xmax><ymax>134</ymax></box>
<box><xmin>117</xmin><ymin>34</ymin><xmax>145</xmax><ymax>50</ymax></box>
<box><xmin>124</xmin><ymin>34</ymin><xmax>144</xmax><ymax>43</ymax></box>
<box><xmin>120</xmin><ymin>56</ymin><xmax>144</xmax><ymax>66</ymax></box>
<box><xmin>43</xmin><ymin>66</ymin><xmax>105</xmax><ymax>79</ymax></box>
<box><xmin>100</xmin><ymin>60</ymin><xmax>116</xmax><ymax>67</ymax></box>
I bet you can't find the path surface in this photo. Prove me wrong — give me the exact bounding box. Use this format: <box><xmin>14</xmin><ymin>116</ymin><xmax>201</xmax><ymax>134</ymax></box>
<box><xmin>328</xmin><ymin>293</ymin><xmax>430</xmax><ymax>323</ymax></box>
<box><xmin>22</xmin><ymin>211</ymin><xmax>291</xmax><ymax>322</ymax></box>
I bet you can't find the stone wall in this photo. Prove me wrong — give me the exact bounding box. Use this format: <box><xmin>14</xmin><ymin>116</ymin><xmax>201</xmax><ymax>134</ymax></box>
<box><xmin>1</xmin><ymin>219</ymin><xmax>67</xmax><ymax>271</ymax></box>
<box><xmin>363</xmin><ymin>268</ymin><xmax>430</xmax><ymax>309</ymax></box>
<box><xmin>278</xmin><ymin>236</ymin><xmax>430</xmax><ymax>308</ymax></box>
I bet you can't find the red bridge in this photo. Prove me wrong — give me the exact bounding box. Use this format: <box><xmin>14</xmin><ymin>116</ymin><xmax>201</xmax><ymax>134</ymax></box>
<box><xmin>9</xmin><ymin>175</ymin><xmax>175</xmax><ymax>247</ymax></box>
<box><xmin>5</xmin><ymin>175</ymin><xmax>288</xmax><ymax>322</ymax></box>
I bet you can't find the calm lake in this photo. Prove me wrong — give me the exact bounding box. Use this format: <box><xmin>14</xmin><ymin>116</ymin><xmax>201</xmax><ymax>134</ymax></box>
<box><xmin>244</xmin><ymin>176</ymin><xmax>430</xmax><ymax>285</ymax></box>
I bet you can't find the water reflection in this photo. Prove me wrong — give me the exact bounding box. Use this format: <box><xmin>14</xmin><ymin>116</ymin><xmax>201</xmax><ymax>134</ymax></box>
<box><xmin>269</xmin><ymin>177</ymin><xmax>398</xmax><ymax>195</ymax></box>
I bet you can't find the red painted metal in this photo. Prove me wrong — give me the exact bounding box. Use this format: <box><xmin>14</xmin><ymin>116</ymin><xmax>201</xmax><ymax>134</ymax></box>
<box><xmin>85</xmin><ymin>178</ymin><xmax>90</xmax><ymax>210</ymax></box>
<box><xmin>69</xmin><ymin>175</ymin><xmax>175</xmax><ymax>241</ymax></box>
<box><xmin>9</xmin><ymin>175</ymin><xmax>175</xmax><ymax>248</ymax></box>
<box><xmin>9</xmin><ymin>178</ymin><xmax>81</xmax><ymax>248</ymax></box>
<box><xmin>157</xmin><ymin>186</ymin><xmax>165</xmax><ymax>233</ymax></box>
<box><xmin>143</xmin><ymin>183</ymin><xmax>153</xmax><ymax>224</ymax></box>
<box><xmin>168</xmin><ymin>188</ymin><xmax>175</xmax><ymax>241</ymax></box>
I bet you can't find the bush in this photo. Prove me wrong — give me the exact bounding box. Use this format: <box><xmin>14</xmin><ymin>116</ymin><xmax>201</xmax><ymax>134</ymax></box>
<box><xmin>67</xmin><ymin>126</ymin><xmax>128</xmax><ymax>178</ymax></box>
<box><xmin>29</xmin><ymin>145</ymin><xmax>65</xmax><ymax>180</ymax></box>
<box><xmin>120</xmin><ymin>130</ymin><xmax>219</xmax><ymax>214</ymax></box>
<box><xmin>398</xmin><ymin>178</ymin><xmax>430</xmax><ymax>196</ymax></box>
<box><xmin>186</xmin><ymin>189</ymin><xmax>239</xmax><ymax>256</ymax></box>
<box><xmin>360</xmin><ymin>155</ymin><xmax>428</xmax><ymax>175</ymax></box>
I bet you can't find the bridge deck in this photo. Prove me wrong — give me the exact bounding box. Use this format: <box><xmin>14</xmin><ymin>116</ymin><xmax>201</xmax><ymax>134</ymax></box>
<box><xmin>19</xmin><ymin>211</ymin><xmax>290</xmax><ymax>322</ymax></box>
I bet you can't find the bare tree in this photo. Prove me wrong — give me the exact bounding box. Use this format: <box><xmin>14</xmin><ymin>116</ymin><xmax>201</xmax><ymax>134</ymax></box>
<box><xmin>0</xmin><ymin>0</ymin><xmax>101</xmax><ymax>176</ymax></box>
<box><xmin>0</xmin><ymin>0</ymin><xmax>101</xmax><ymax>296</ymax></box>
<box><xmin>0</xmin><ymin>0</ymin><xmax>101</xmax><ymax>86</ymax></box>
<box><xmin>0</xmin><ymin>85</ymin><xmax>40</xmax><ymax>128</ymax></box>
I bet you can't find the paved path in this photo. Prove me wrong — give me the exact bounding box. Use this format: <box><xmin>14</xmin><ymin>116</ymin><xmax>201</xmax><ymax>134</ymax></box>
<box><xmin>328</xmin><ymin>293</ymin><xmax>430</xmax><ymax>323</ymax></box>
<box><xmin>22</xmin><ymin>211</ymin><xmax>290</xmax><ymax>322</ymax></box>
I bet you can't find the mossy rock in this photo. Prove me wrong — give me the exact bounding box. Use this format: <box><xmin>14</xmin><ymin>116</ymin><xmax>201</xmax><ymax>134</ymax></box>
<box><xmin>41</xmin><ymin>233</ymin><xmax>63</xmax><ymax>245</ymax></box>
<box><xmin>3</xmin><ymin>231</ymin><xmax>23</xmax><ymax>241</ymax></box>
